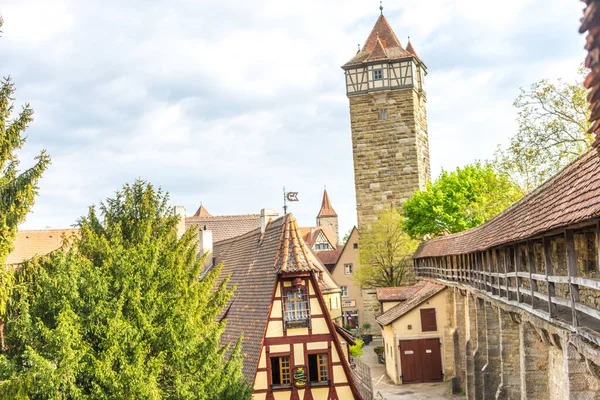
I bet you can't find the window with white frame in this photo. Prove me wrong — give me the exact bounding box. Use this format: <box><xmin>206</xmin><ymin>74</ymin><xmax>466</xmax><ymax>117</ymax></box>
<box><xmin>341</xmin><ymin>286</ymin><xmax>348</xmax><ymax>297</ymax></box>
<box><xmin>282</xmin><ymin>285</ymin><xmax>310</xmax><ymax>329</ymax></box>
<box><xmin>344</xmin><ymin>263</ymin><xmax>353</xmax><ymax>275</ymax></box>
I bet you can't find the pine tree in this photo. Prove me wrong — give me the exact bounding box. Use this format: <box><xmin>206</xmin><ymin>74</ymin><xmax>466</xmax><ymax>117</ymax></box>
<box><xmin>0</xmin><ymin>181</ymin><xmax>252</xmax><ymax>399</ymax></box>
<box><xmin>0</xmin><ymin>15</ymin><xmax>51</xmax><ymax>351</ymax></box>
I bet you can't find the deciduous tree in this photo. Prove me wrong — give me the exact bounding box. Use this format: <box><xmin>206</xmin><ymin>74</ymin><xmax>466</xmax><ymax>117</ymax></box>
<box><xmin>0</xmin><ymin>181</ymin><xmax>252</xmax><ymax>400</ymax></box>
<box><xmin>402</xmin><ymin>162</ymin><xmax>522</xmax><ymax>239</ymax></box>
<box><xmin>495</xmin><ymin>65</ymin><xmax>592</xmax><ymax>192</ymax></box>
<box><xmin>355</xmin><ymin>208</ymin><xmax>419</xmax><ymax>288</ymax></box>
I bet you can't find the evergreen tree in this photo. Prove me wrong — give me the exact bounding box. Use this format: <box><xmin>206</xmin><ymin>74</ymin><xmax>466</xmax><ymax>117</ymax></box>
<box><xmin>0</xmin><ymin>15</ymin><xmax>51</xmax><ymax>349</ymax></box>
<box><xmin>0</xmin><ymin>181</ymin><xmax>252</xmax><ymax>400</ymax></box>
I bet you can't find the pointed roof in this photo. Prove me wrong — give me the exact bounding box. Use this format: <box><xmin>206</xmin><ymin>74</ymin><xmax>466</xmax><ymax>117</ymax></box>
<box><xmin>343</xmin><ymin>14</ymin><xmax>414</xmax><ymax>68</ymax></box>
<box><xmin>274</xmin><ymin>214</ymin><xmax>322</xmax><ymax>273</ymax></box>
<box><xmin>406</xmin><ymin>39</ymin><xmax>422</xmax><ymax>62</ymax></box>
<box><xmin>376</xmin><ymin>280</ymin><xmax>446</xmax><ymax>326</ymax></box>
<box><xmin>193</xmin><ymin>204</ymin><xmax>211</xmax><ymax>217</ymax></box>
<box><xmin>317</xmin><ymin>189</ymin><xmax>338</xmax><ymax>218</ymax></box>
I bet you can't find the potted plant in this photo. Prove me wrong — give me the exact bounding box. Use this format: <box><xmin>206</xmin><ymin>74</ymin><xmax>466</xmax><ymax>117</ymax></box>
<box><xmin>360</xmin><ymin>323</ymin><xmax>373</xmax><ymax>345</ymax></box>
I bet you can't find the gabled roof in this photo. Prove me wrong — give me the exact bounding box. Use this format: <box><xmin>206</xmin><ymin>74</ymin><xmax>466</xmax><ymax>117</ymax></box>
<box><xmin>414</xmin><ymin>149</ymin><xmax>600</xmax><ymax>258</ymax></box>
<box><xmin>185</xmin><ymin>214</ymin><xmax>260</xmax><ymax>243</ymax></box>
<box><xmin>300</xmin><ymin>226</ymin><xmax>337</xmax><ymax>248</ymax></box>
<box><xmin>212</xmin><ymin>214</ymin><xmax>339</xmax><ymax>383</ymax></box>
<box><xmin>376</xmin><ymin>286</ymin><xmax>420</xmax><ymax>302</ymax></box>
<box><xmin>6</xmin><ymin>229</ymin><xmax>80</xmax><ymax>265</ymax></box>
<box><xmin>192</xmin><ymin>204</ymin><xmax>211</xmax><ymax>217</ymax></box>
<box><xmin>376</xmin><ymin>281</ymin><xmax>446</xmax><ymax>326</ymax></box>
<box><xmin>343</xmin><ymin>14</ymin><xmax>413</xmax><ymax>68</ymax></box>
<box><xmin>331</xmin><ymin>226</ymin><xmax>358</xmax><ymax>274</ymax></box>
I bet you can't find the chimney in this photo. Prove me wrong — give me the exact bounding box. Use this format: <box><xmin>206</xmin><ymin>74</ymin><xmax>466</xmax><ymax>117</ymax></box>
<box><xmin>260</xmin><ymin>208</ymin><xmax>279</xmax><ymax>233</ymax></box>
<box><xmin>199</xmin><ymin>225</ymin><xmax>213</xmax><ymax>263</ymax></box>
<box><xmin>174</xmin><ymin>206</ymin><xmax>186</xmax><ymax>239</ymax></box>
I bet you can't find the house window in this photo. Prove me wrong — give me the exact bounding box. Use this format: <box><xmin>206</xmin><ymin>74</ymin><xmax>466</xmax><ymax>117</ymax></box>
<box><xmin>341</xmin><ymin>286</ymin><xmax>348</xmax><ymax>297</ymax></box>
<box><xmin>283</xmin><ymin>285</ymin><xmax>310</xmax><ymax>329</ymax></box>
<box><xmin>308</xmin><ymin>353</ymin><xmax>329</xmax><ymax>384</ymax></box>
<box><xmin>353</xmin><ymin>243</ymin><xmax>358</xmax><ymax>249</ymax></box>
<box><xmin>380</xmin><ymin>109</ymin><xmax>388</xmax><ymax>120</ymax></box>
<box><xmin>420</xmin><ymin>308</ymin><xmax>437</xmax><ymax>332</ymax></box>
<box><xmin>373</xmin><ymin>69</ymin><xmax>383</xmax><ymax>80</ymax></box>
<box><xmin>344</xmin><ymin>263</ymin><xmax>353</xmax><ymax>275</ymax></box>
<box><xmin>270</xmin><ymin>356</ymin><xmax>291</xmax><ymax>386</ymax></box>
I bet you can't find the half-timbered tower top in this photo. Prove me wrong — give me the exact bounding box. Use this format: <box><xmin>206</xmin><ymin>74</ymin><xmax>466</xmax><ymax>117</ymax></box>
<box><xmin>342</xmin><ymin>11</ymin><xmax>426</xmax><ymax>96</ymax></box>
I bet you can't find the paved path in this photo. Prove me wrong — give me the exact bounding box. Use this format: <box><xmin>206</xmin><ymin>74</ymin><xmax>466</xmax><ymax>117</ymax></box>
<box><xmin>361</xmin><ymin>337</ymin><xmax>458</xmax><ymax>400</ymax></box>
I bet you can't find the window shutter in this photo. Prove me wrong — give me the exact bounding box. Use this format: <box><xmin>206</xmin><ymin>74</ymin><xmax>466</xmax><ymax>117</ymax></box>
<box><xmin>420</xmin><ymin>308</ymin><xmax>437</xmax><ymax>332</ymax></box>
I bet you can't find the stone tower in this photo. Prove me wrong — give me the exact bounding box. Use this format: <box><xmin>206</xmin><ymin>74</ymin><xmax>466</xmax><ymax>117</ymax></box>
<box><xmin>342</xmin><ymin>10</ymin><xmax>430</xmax><ymax>229</ymax></box>
<box><xmin>316</xmin><ymin>189</ymin><xmax>339</xmax><ymax>245</ymax></box>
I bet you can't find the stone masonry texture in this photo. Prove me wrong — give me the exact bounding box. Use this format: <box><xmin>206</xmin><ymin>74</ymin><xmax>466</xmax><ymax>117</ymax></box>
<box><xmin>349</xmin><ymin>88</ymin><xmax>430</xmax><ymax>230</ymax></box>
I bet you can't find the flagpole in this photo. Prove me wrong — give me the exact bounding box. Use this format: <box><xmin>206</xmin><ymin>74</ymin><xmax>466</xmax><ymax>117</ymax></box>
<box><xmin>283</xmin><ymin>186</ymin><xmax>288</xmax><ymax>215</ymax></box>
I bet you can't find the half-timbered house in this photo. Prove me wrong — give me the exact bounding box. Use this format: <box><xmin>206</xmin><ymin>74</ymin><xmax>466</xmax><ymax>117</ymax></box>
<box><xmin>212</xmin><ymin>214</ymin><xmax>370</xmax><ymax>400</ymax></box>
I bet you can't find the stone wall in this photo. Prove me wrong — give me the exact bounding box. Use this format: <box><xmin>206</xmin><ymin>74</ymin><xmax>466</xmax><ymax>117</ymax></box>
<box><xmin>446</xmin><ymin>285</ymin><xmax>600</xmax><ymax>399</ymax></box>
<box><xmin>348</xmin><ymin>88</ymin><xmax>430</xmax><ymax>229</ymax></box>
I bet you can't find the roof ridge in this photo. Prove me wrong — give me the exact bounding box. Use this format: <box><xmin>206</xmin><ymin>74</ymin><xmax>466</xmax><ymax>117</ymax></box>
<box><xmin>186</xmin><ymin>213</ymin><xmax>260</xmax><ymax>220</ymax></box>
<box><xmin>17</xmin><ymin>228</ymin><xmax>79</xmax><ymax>232</ymax></box>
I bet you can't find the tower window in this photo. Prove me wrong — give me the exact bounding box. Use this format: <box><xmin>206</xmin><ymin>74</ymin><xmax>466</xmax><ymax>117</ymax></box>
<box><xmin>344</xmin><ymin>263</ymin><xmax>353</xmax><ymax>275</ymax></box>
<box><xmin>373</xmin><ymin>69</ymin><xmax>383</xmax><ymax>80</ymax></box>
<box><xmin>380</xmin><ymin>109</ymin><xmax>388</xmax><ymax>120</ymax></box>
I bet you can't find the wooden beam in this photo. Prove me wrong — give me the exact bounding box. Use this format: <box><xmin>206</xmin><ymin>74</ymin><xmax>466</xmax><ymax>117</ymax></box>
<box><xmin>503</xmin><ymin>248</ymin><xmax>511</xmax><ymax>301</ymax></box>
<box><xmin>565</xmin><ymin>229</ymin><xmax>580</xmax><ymax>327</ymax></box>
<box><xmin>513</xmin><ymin>246</ymin><xmax>522</xmax><ymax>303</ymax></box>
<box><xmin>543</xmin><ymin>236</ymin><xmax>558</xmax><ymax>318</ymax></box>
<box><xmin>597</xmin><ymin>220</ymin><xmax>600</xmax><ymax>273</ymax></box>
<box><xmin>527</xmin><ymin>241</ymin><xmax>538</xmax><ymax>308</ymax></box>
<box><xmin>495</xmin><ymin>248</ymin><xmax>503</xmax><ymax>297</ymax></box>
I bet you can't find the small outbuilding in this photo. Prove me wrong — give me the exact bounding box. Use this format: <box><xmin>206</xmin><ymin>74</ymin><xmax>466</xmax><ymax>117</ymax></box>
<box><xmin>376</xmin><ymin>281</ymin><xmax>454</xmax><ymax>384</ymax></box>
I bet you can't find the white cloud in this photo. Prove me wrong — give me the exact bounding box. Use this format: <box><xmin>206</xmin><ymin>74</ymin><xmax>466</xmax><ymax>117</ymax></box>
<box><xmin>0</xmin><ymin>0</ymin><xmax>588</xmax><ymax>238</ymax></box>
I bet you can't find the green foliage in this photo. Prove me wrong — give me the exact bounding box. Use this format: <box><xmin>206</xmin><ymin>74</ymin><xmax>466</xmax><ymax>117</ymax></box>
<box><xmin>341</xmin><ymin>228</ymin><xmax>353</xmax><ymax>245</ymax></box>
<box><xmin>0</xmin><ymin>181</ymin><xmax>252</xmax><ymax>400</ymax></box>
<box><xmin>373</xmin><ymin>346</ymin><xmax>384</xmax><ymax>355</ymax></box>
<box><xmin>349</xmin><ymin>339</ymin><xmax>364</xmax><ymax>358</ymax></box>
<box><xmin>355</xmin><ymin>209</ymin><xmax>420</xmax><ymax>288</ymax></box>
<box><xmin>403</xmin><ymin>162</ymin><xmax>523</xmax><ymax>239</ymax></box>
<box><xmin>0</xmin><ymin>13</ymin><xmax>50</xmax><ymax>349</ymax></box>
<box><xmin>495</xmin><ymin>64</ymin><xmax>592</xmax><ymax>192</ymax></box>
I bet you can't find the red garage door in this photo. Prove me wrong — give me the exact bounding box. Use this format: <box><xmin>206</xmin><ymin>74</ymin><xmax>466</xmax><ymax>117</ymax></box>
<box><xmin>399</xmin><ymin>338</ymin><xmax>443</xmax><ymax>383</ymax></box>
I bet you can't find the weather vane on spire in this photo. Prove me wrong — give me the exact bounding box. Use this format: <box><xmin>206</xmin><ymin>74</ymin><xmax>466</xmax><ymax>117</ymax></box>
<box><xmin>380</xmin><ymin>0</ymin><xmax>383</xmax><ymax>15</ymax></box>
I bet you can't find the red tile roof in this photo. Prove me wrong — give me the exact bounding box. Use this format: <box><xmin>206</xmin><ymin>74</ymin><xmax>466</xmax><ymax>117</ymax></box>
<box><xmin>315</xmin><ymin>247</ymin><xmax>343</xmax><ymax>267</ymax></box>
<box><xmin>414</xmin><ymin>149</ymin><xmax>600</xmax><ymax>258</ymax></box>
<box><xmin>581</xmin><ymin>0</ymin><xmax>600</xmax><ymax>149</ymax></box>
<box><xmin>6</xmin><ymin>229</ymin><xmax>80</xmax><ymax>265</ymax></box>
<box><xmin>343</xmin><ymin>14</ymin><xmax>413</xmax><ymax>68</ymax></box>
<box><xmin>406</xmin><ymin>39</ymin><xmax>422</xmax><ymax>63</ymax></box>
<box><xmin>376</xmin><ymin>286</ymin><xmax>420</xmax><ymax>302</ymax></box>
<box><xmin>192</xmin><ymin>204</ymin><xmax>211</xmax><ymax>217</ymax></box>
<box><xmin>300</xmin><ymin>226</ymin><xmax>337</xmax><ymax>248</ymax></box>
<box><xmin>185</xmin><ymin>214</ymin><xmax>260</xmax><ymax>243</ymax></box>
<box><xmin>317</xmin><ymin>189</ymin><xmax>338</xmax><ymax>218</ymax></box>
<box><xmin>376</xmin><ymin>281</ymin><xmax>446</xmax><ymax>326</ymax></box>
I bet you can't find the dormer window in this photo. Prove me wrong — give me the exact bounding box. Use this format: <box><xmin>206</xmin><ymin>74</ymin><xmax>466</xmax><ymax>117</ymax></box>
<box><xmin>373</xmin><ymin>69</ymin><xmax>383</xmax><ymax>80</ymax></box>
<box><xmin>283</xmin><ymin>284</ymin><xmax>310</xmax><ymax>329</ymax></box>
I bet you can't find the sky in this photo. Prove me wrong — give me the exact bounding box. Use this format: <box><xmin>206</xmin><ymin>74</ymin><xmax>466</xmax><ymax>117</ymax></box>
<box><xmin>1</xmin><ymin>0</ymin><xmax>587</xmax><ymax>237</ymax></box>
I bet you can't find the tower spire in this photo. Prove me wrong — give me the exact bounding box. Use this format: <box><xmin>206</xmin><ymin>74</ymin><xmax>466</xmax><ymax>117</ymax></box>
<box><xmin>380</xmin><ymin>1</ymin><xmax>383</xmax><ymax>15</ymax></box>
